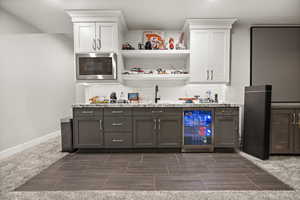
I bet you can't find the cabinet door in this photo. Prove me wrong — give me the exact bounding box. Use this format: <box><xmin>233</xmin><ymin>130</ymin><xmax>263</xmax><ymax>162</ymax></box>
<box><xmin>133</xmin><ymin>117</ymin><xmax>156</xmax><ymax>147</ymax></box>
<box><xmin>209</xmin><ymin>29</ymin><xmax>229</xmax><ymax>83</ymax></box>
<box><xmin>214</xmin><ymin>114</ymin><xmax>238</xmax><ymax>148</ymax></box>
<box><xmin>74</xmin><ymin>23</ymin><xmax>96</xmax><ymax>53</ymax></box>
<box><xmin>294</xmin><ymin>111</ymin><xmax>300</xmax><ymax>153</ymax></box>
<box><xmin>157</xmin><ymin>116</ymin><xmax>182</xmax><ymax>148</ymax></box>
<box><xmin>190</xmin><ymin>30</ymin><xmax>210</xmax><ymax>82</ymax></box>
<box><xmin>270</xmin><ymin>109</ymin><xmax>294</xmax><ymax>154</ymax></box>
<box><xmin>73</xmin><ymin>117</ymin><xmax>103</xmax><ymax>148</ymax></box>
<box><xmin>96</xmin><ymin>23</ymin><xmax>115</xmax><ymax>52</ymax></box>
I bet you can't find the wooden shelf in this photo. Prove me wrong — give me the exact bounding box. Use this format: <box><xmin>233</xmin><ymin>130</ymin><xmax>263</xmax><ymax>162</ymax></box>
<box><xmin>120</xmin><ymin>50</ymin><xmax>190</xmax><ymax>59</ymax></box>
<box><xmin>122</xmin><ymin>74</ymin><xmax>190</xmax><ymax>81</ymax></box>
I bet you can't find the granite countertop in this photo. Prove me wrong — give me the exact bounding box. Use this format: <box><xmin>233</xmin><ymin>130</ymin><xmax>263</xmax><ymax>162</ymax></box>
<box><xmin>73</xmin><ymin>103</ymin><xmax>241</xmax><ymax>108</ymax></box>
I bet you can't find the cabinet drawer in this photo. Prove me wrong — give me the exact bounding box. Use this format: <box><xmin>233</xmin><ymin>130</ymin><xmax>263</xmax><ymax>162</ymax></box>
<box><xmin>133</xmin><ymin>108</ymin><xmax>182</xmax><ymax>116</ymax></box>
<box><xmin>105</xmin><ymin>133</ymin><xmax>132</xmax><ymax>147</ymax></box>
<box><xmin>215</xmin><ymin>108</ymin><xmax>239</xmax><ymax>116</ymax></box>
<box><xmin>163</xmin><ymin>108</ymin><xmax>182</xmax><ymax>116</ymax></box>
<box><xmin>104</xmin><ymin>117</ymin><xmax>132</xmax><ymax>131</ymax></box>
<box><xmin>73</xmin><ymin>108</ymin><xmax>103</xmax><ymax>117</ymax></box>
<box><xmin>104</xmin><ymin>108</ymin><xmax>132</xmax><ymax>116</ymax></box>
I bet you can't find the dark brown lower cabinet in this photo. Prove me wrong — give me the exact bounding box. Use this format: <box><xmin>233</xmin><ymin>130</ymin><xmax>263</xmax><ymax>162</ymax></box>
<box><xmin>270</xmin><ymin>109</ymin><xmax>294</xmax><ymax>154</ymax></box>
<box><xmin>157</xmin><ymin>116</ymin><xmax>182</xmax><ymax>148</ymax></box>
<box><xmin>214</xmin><ymin>108</ymin><xmax>239</xmax><ymax>149</ymax></box>
<box><xmin>72</xmin><ymin>107</ymin><xmax>240</xmax><ymax>151</ymax></box>
<box><xmin>270</xmin><ymin>109</ymin><xmax>300</xmax><ymax>154</ymax></box>
<box><xmin>133</xmin><ymin>109</ymin><xmax>182</xmax><ymax>148</ymax></box>
<box><xmin>133</xmin><ymin>117</ymin><xmax>156</xmax><ymax>147</ymax></box>
<box><xmin>73</xmin><ymin>117</ymin><xmax>104</xmax><ymax>148</ymax></box>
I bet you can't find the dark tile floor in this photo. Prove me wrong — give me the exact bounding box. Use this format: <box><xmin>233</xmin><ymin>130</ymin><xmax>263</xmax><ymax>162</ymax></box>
<box><xmin>15</xmin><ymin>153</ymin><xmax>292</xmax><ymax>191</ymax></box>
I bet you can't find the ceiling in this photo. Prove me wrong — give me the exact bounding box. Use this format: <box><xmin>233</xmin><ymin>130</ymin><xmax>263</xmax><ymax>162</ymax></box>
<box><xmin>0</xmin><ymin>0</ymin><xmax>300</xmax><ymax>33</ymax></box>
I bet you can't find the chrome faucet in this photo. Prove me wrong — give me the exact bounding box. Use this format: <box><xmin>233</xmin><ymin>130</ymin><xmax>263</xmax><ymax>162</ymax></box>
<box><xmin>155</xmin><ymin>85</ymin><xmax>160</xmax><ymax>103</ymax></box>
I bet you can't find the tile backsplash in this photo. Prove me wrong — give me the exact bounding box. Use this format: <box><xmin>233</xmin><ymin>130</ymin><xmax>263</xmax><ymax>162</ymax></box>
<box><xmin>77</xmin><ymin>83</ymin><xmax>226</xmax><ymax>103</ymax></box>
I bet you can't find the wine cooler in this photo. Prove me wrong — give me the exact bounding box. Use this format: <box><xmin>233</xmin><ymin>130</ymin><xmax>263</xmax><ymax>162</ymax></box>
<box><xmin>182</xmin><ymin>109</ymin><xmax>214</xmax><ymax>152</ymax></box>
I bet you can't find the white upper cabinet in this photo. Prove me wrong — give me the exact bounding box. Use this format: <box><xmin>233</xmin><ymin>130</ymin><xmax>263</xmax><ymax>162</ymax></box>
<box><xmin>186</xmin><ymin>19</ymin><xmax>236</xmax><ymax>84</ymax></box>
<box><xmin>74</xmin><ymin>23</ymin><xmax>96</xmax><ymax>52</ymax></box>
<box><xmin>190</xmin><ymin>30</ymin><xmax>210</xmax><ymax>82</ymax></box>
<box><xmin>96</xmin><ymin>23</ymin><xmax>115</xmax><ymax>52</ymax></box>
<box><xmin>209</xmin><ymin>29</ymin><xmax>229</xmax><ymax>82</ymax></box>
<box><xmin>74</xmin><ymin>22</ymin><xmax>116</xmax><ymax>53</ymax></box>
<box><xmin>190</xmin><ymin>29</ymin><xmax>229</xmax><ymax>83</ymax></box>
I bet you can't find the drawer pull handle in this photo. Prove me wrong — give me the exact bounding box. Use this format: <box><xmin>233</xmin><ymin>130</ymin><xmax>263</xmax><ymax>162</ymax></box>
<box><xmin>158</xmin><ymin>118</ymin><xmax>161</xmax><ymax>130</ymax></box>
<box><xmin>82</xmin><ymin>111</ymin><xmax>93</xmax><ymax>114</ymax></box>
<box><xmin>292</xmin><ymin>113</ymin><xmax>296</xmax><ymax>125</ymax></box>
<box><xmin>112</xmin><ymin>111</ymin><xmax>124</xmax><ymax>114</ymax></box>
<box><xmin>112</xmin><ymin>123</ymin><xmax>123</xmax><ymax>126</ymax></box>
<box><xmin>153</xmin><ymin>119</ymin><xmax>157</xmax><ymax>130</ymax></box>
<box><xmin>298</xmin><ymin>113</ymin><xmax>300</xmax><ymax>128</ymax></box>
<box><xmin>112</xmin><ymin>139</ymin><xmax>124</xmax><ymax>143</ymax></box>
<box><xmin>99</xmin><ymin>120</ymin><xmax>102</xmax><ymax>130</ymax></box>
<box><xmin>152</xmin><ymin>110</ymin><xmax>163</xmax><ymax>113</ymax></box>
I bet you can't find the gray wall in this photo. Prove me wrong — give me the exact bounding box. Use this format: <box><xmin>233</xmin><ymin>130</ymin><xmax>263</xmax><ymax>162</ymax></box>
<box><xmin>0</xmin><ymin>8</ymin><xmax>75</xmax><ymax>152</ymax></box>
<box><xmin>0</xmin><ymin>7</ymin><xmax>41</xmax><ymax>33</ymax></box>
<box><xmin>226</xmin><ymin>23</ymin><xmax>251</xmax><ymax>104</ymax></box>
<box><xmin>252</xmin><ymin>27</ymin><xmax>300</xmax><ymax>102</ymax></box>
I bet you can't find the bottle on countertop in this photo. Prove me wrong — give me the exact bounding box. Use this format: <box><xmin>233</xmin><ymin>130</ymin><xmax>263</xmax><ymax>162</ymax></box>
<box><xmin>117</xmin><ymin>92</ymin><xmax>127</xmax><ymax>103</ymax></box>
<box><xmin>110</xmin><ymin>92</ymin><xmax>117</xmax><ymax>103</ymax></box>
<box><xmin>214</xmin><ymin>93</ymin><xmax>218</xmax><ymax>103</ymax></box>
<box><xmin>206</xmin><ymin>90</ymin><xmax>212</xmax><ymax>102</ymax></box>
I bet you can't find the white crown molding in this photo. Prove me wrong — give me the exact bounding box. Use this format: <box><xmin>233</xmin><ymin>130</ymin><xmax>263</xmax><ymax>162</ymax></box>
<box><xmin>0</xmin><ymin>130</ymin><xmax>60</xmax><ymax>160</ymax></box>
<box><xmin>184</xmin><ymin>18</ymin><xmax>238</xmax><ymax>30</ymax></box>
<box><xmin>65</xmin><ymin>9</ymin><xmax>128</xmax><ymax>32</ymax></box>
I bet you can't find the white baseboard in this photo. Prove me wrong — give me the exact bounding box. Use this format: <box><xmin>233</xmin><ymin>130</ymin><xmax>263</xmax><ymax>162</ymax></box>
<box><xmin>0</xmin><ymin>130</ymin><xmax>61</xmax><ymax>160</ymax></box>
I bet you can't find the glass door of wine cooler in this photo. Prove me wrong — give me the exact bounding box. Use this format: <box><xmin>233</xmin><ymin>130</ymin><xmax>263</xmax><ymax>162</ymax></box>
<box><xmin>182</xmin><ymin>109</ymin><xmax>214</xmax><ymax>152</ymax></box>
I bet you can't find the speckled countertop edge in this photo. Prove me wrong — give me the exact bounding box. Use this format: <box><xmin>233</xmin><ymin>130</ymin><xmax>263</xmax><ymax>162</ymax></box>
<box><xmin>271</xmin><ymin>103</ymin><xmax>300</xmax><ymax>109</ymax></box>
<box><xmin>72</xmin><ymin>103</ymin><xmax>241</xmax><ymax>108</ymax></box>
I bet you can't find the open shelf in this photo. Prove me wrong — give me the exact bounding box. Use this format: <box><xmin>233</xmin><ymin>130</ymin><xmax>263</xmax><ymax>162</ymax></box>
<box><xmin>122</xmin><ymin>74</ymin><xmax>190</xmax><ymax>81</ymax></box>
<box><xmin>120</xmin><ymin>50</ymin><xmax>190</xmax><ymax>59</ymax></box>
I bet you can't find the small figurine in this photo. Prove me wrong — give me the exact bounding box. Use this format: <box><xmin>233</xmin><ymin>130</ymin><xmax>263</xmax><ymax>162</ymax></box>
<box><xmin>169</xmin><ymin>38</ymin><xmax>175</xmax><ymax>50</ymax></box>
<box><xmin>122</xmin><ymin>42</ymin><xmax>135</xmax><ymax>50</ymax></box>
<box><xmin>138</xmin><ymin>43</ymin><xmax>144</xmax><ymax>50</ymax></box>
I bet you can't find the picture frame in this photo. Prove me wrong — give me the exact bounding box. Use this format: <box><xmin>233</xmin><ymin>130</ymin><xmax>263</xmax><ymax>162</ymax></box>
<box><xmin>143</xmin><ymin>31</ymin><xmax>165</xmax><ymax>50</ymax></box>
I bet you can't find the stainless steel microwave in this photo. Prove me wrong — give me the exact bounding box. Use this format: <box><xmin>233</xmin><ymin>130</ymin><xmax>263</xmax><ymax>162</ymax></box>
<box><xmin>76</xmin><ymin>53</ymin><xmax>117</xmax><ymax>80</ymax></box>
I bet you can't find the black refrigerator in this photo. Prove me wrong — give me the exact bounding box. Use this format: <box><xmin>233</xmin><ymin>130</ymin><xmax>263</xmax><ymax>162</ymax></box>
<box><xmin>243</xmin><ymin>85</ymin><xmax>272</xmax><ymax>160</ymax></box>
